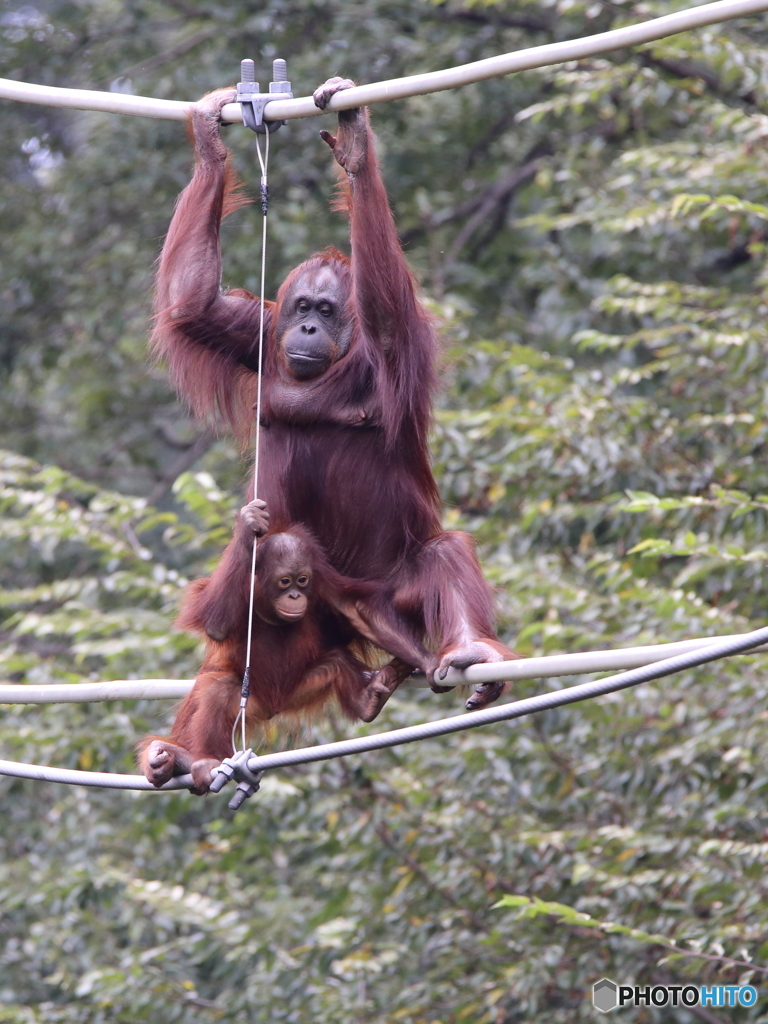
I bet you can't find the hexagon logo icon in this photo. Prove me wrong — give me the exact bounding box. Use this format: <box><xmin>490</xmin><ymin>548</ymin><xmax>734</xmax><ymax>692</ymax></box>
<box><xmin>593</xmin><ymin>978</ymin><xmax>618</xmax><ymax>1013</ymax></box>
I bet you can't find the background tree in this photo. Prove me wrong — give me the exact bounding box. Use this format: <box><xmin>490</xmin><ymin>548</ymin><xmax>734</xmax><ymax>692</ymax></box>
<box><xmin>3</xmin><ymin>1</ymin><xmax>768</xmax><ymax>1020</ymax></box>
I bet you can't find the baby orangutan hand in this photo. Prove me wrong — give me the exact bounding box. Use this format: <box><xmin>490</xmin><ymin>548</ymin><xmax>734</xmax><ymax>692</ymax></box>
<box><xmin>240</xmin><ymin>498</ymin><xmax>269</xmax><ymax>537</ymax></box>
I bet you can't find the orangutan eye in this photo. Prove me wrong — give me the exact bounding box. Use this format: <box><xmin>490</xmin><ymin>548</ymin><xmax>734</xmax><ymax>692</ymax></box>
<box><xmin>279</xmin><ymin>576</ymin><xmax>291</xmax><ymax>588</ymax></box>
<box><xmin>297</xmin><ymin>575</ymin><xmax>309</xmax><ymax>587</ymax></box>
<box><xmin>297</xmin><ymin>300</ymin><xmax>309</xmax><ymax>313</ymax></box>
<box><xmin>318</xmin><ymin>303</ymin><xmax>333</xmax><ymax>317</ymax></box>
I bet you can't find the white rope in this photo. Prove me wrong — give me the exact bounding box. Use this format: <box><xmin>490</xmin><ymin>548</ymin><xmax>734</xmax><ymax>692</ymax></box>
<box><xmin>232</xmin><ymin>126</ymin><xmax>270</xmax><ymax>755</ymax></box>
<box><xmin>242</xmin><ymin>625</ymin><xmax>768</xmax><ymax>773</ymax></box>
<box><xmin>0</xmin><ymin>0</ymin><xmax>766</xmax><ymax>123</ymax></box>
<box><xmin>1</xmin><ymin>633</ymin><xmax>766</xmax><ymax>704</ymax></box>
<box><xmin>3</xmin><ymin>626</ymin><xmax>767</xmax><ymax>791</ymax></box>
<box><xmin>0</xmin><ymin>758</ymin><xmax>191</xmax><ymax>790</ymax></box>
<box><xmin>0</xmin><ymin>679</ymin><xmax>191</xmax><ymax>704</ymax></box>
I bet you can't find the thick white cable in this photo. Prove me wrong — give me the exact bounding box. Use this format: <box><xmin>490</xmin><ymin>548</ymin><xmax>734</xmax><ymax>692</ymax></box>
<box><xmin>244</xmin><ymin>624</ymin><xmax>768</xmax><ymax>773</ymax></box>
<box><xmin>1</xmin><ymin>633</ymin><xmax>766</xmax><ymax>703</ymax></box>
<box><xmin>1</xmin><ymin>0</ymin><xmax>766</xmax><ymax>123</ymax></box>
<box><xmin>2</xmin><ymin>625</ymin><xmax>767</xmax><ymax>790</ymax></box>
<box><xmin>232</xmin><ymin>127</ymin><xmax>270</xmax><ymax>755</ymax></box>
<box><xmin>0</xmin><ymin>758</ymin><xmax>192</xmax><ymax>790</ymax></box>
<box><xmin>0</xmin><ymin>679</ymin><xmax>192</xmax><ymax>704</ymax></box>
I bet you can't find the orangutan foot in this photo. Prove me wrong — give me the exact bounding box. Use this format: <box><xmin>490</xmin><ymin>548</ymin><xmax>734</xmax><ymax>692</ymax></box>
<box><xmin>356</xmin><ymin>661</ymin><xmax>412</xmax><ymax>722</ymax></box>
<box><xmin>435</xmin><ymin>639</ymin><xmax>518</xmax><ymax>711</ymax></box>
<box><xmin>465</xmin><ymin>680</ymin><xmax>507</xmax><ymax>711</ymax></box>
<box><xmin>142</xmin><ymin>740</ymin><xmax>177</xmax><ymax>788</ymax></box>
<box><xmin>190</xmin><ymin>757</ymin><xmax>223</xmax><ymax>795</ymax></box>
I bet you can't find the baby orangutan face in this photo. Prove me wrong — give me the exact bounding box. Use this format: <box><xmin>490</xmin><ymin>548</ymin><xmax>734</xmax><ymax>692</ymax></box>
<box><xmin>259</xmin><ymin>533</ymin><xmax>314</xmax><ymax>624</ymax></box>
<box><xmin>273</xmin><ymin>567</ymin><xmax>311</xmax><ymax>621</ymax></box>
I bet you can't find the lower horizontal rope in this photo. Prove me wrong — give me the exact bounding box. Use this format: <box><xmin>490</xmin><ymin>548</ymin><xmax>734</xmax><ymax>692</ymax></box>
<box><xmin>245</xmin><ymin>625</ymin><xmax>768</xmax><ymax>773</ymax></box>
<box><xmin>1</xmin><ymin>625</ymin><xmax>766</xmax><ymax>792</ymax></box>
<box><xmin>0</xmin><ymin>759</ymin><xmax>192</xmax><ymax>790</ymax></box>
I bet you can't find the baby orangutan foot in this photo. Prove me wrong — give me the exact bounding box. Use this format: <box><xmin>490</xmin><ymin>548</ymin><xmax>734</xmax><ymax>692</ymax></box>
<box><xmin>141</xmin><ymin>739</ymin><xmax>178</xmax><ymax>788</ymax></box>
<box><xmin>355</xmin><ymin>659</ymin><xmax>413</xmax><ymax>722</ymax></box>
<box><xmin>190</xmin><ymin>757</ymin><xmax>223</xmax><ymax>795</ymax></box>
<box><xmin>356</xmin><ymin>667</ymin><xmax>401</xmax><ymax>722</ymax></box>
<box><xmin>139</xmin><ymin>739</ymin><xmax>221</xmax><ymax>795</ymax></box>
<box><xmin>139</xmin><ymin>737</ymin><xmax>195</xmax><ymax>788</ymax></box>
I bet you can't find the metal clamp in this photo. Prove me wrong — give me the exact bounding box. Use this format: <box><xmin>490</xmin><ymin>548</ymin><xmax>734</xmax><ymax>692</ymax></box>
<box><xmin>237</xmin><ymin>58</ymin><xmax>292</xmax><ymax>134</ymax></box>
<box><xmin>209</xmin><ymin>748</ymin><xmax>264</xmax><ymax>811</ymax></box>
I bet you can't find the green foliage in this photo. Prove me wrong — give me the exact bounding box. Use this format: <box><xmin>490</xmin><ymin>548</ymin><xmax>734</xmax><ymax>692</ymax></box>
<box><xmin>5</xmin><ymin>1</ymin><xmax>768</xmax><ymax>1021</ymax></box>
<box><xmin>0</xmin><ymin>451</ymin><xmax>237</xmax><ymax>688</ymax></box>
<box><xmin>495</xmin><ymin>895</ymin><xmax>767</xmax><ymax>975</ymax></box>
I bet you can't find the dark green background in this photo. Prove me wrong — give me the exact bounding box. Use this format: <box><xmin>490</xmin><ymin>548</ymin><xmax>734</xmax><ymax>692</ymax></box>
<box><xmin>3</xmin><ymin>1</ymin><xmax>768</xmax><ymax>1019</ymax></box>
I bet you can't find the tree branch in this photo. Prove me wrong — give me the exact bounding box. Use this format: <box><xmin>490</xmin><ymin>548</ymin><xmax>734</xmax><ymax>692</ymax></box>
<box><xmin>444</xmin><ymin>159</ymin><xmax>541</xmax><ymax>266</ymax></box>
<box><xmin>429</xmin><ymin>4</ymin><xmax>552</xmax><ymax>34</ymax></box>
<box><xmin>147</xmin><ymin>430</ymin><xmax>215</xmax><ymax>506</ymax></box>
<box><xmin>374</xmin><ymin>820</ymin><xmax>488</xmax><ymax>932</ymax></box>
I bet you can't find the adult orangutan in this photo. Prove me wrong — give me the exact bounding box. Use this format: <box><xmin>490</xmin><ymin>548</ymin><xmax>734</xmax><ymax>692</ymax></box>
<box><xmin>152</xmin><ymin>77</ymin><xmax>517</xmax><ymax>711</ymax></box>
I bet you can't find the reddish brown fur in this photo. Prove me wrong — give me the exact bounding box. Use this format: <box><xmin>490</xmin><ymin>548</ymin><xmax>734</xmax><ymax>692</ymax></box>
<box><xmin>151</xmin><ymin>90</ymin><xmax>517</xmax><ymax>727</ymax></box>
<box><xmin>139</xmin><ymin>527</ymin><xmax>428</xmax><ymax>792</ymax></box>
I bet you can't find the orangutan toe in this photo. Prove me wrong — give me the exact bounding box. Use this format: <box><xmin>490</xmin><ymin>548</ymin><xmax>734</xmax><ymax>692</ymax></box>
<box><xmin>189</xmin><ymin>757</ymin><xmax>221</xmax><ymax>795</ymax></box>
<box><xmin>436</xmin><ymin>640</ymin><xmax>506</xmax><ymax>681</ymax></box>
<box><xmin>465</xmin><ymin>680</ymin><xmax>507</xmax><ymax>711</ymax></box>
<box><xmin>430</xmin><ymin>682</ymin><xmax>453</xmax><ymax>694</ymax></box>
<box><xmin>313</xmin><ymin>76</ymin><xmax>356</xmax><ymax>110</ymax></box>
<box><xmin>357</xmin><ymin>666</ymin><xmax>401</xmax><ymax>722</ymax></box>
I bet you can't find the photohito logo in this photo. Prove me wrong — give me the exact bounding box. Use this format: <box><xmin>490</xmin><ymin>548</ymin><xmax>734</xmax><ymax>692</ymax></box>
<box><xmin>592</xmin><ymin>979</ymin><xmax>758</xmax><ymax>1012</ymax></box>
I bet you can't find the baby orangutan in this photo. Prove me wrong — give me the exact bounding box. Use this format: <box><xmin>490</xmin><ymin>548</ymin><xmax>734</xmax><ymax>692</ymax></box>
<box><xmin>139</xmin><ymin>505</ymin><xmax>437</xmax><ymax>793</ymax></box>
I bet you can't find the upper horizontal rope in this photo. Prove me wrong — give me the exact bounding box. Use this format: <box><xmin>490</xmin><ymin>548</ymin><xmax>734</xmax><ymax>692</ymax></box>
<box><xmin>1</xmin><ymin>0</ymin><xmax>766</xmax><ymax>123</ymax></box>
<box><xmin>1</xmin><ymin>633</ymin><xmax>765</xmax><ymax>704</ymax></box>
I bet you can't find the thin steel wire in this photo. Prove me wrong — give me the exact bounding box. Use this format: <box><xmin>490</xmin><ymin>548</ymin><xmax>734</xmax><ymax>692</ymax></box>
<box><xmin>232</xmin><ymin>126</ymin><xmax>270</xmax><ymax>755</ymax></box>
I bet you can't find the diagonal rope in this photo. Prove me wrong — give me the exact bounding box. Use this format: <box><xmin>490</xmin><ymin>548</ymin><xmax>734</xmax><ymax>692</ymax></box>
<box><xmin>243</xmin><ymin>623</ymin><xmax>768</xmax><ymax>771</ymax></box>
<box><xmin>232</xmin><ymin>126</ymin><xmax>270</xmax><ymax>755</ymax></box>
